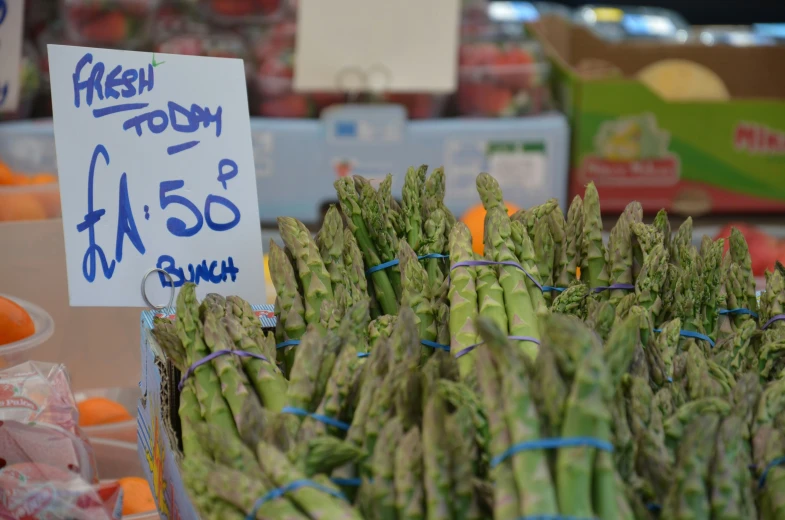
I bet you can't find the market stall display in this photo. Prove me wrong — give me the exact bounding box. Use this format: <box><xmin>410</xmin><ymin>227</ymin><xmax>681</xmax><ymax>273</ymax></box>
<box><xmin>62</xmin><ymin>0</ymin><xmax>161</xmax><ymax>48</ymax></box>
<box><xmin>142</xmin><ymin>167</ymin><xmax>785</xmax><ymax>519</ymax></box>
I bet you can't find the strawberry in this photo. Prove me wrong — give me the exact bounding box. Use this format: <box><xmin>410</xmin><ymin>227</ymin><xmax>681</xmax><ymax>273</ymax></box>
<box><xmin>458</xmin><ymin>82</ymin><xmax>513</xmax><ymax>117</ymax></box>
<box><xmin>78</xmin><ymin>11</ymin><xmax>128</xmax><ymax>44</ymax></box>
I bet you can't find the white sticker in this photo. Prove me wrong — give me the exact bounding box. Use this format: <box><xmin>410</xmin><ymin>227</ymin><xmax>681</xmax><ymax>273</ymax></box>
<box><xmin>0</xmin><ymin>1</ymin><xmax>25</xmax><ymax>113</ymax></box>
<box><xmin>487</xmin><ymin>142</ymin><xmax>547</xmax><ymax>189</ymax></box>
<box><xmin>49</xmin><ymin>45</ymin><xmax>265</xmax><ymax>307</ymax></box>
<box><xmin>294</xmin><ymin>0</ymin><xmax>460</xmax><ymax>93</ymax></box>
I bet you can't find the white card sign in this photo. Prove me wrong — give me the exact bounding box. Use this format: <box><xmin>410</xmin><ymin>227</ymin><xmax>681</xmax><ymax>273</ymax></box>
<box><xmin>294</xmin><ymin>0</ymin><xmax>460</xmax><ymax>93</ymax></box>
<box><xmin>0</xmin><ymin>0</ymin><xmax>24</xmax><ymax>113</ymax></box>
<box><xmin>49</xmin><ymin>45</ymin><xmax>266</xmax><ymax>307</ymax></box>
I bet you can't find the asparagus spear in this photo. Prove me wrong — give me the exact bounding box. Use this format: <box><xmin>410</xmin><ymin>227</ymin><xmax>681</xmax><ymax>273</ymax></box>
<box><xmin>474</xmin><ymin>336</ymin><xmax>519</xmax><ymax>520</ymax></box>
<box><xmin>556</xmin><ymin>322</ymin><xmax>607</xmax><ymax>517</ymax></box>
<box><xmin>556</xmin><ymin>195</ymin><xmax>584</xmax><ymax>287</ymax></box>
<box><xmin>175</xmin><ymin>283</ymin><xmax>236</xmax><ymax>435</ymax></box>
<box><xmin>582</xmin><ymin>182</ymin><xmax>608</xmax><ymax>291</ymax></box>
<box><xmin>181</xmin><ymin>457</ymin><xmax>259</xmax><ymax>520</ymax></box>
<box><xmin>400</xmin><ymin>240</ymin><xmax>438</xmax><ymax>357</ymax></box>
<box><xmin>395</xmin><ymin>427</ymin><xmax>426</xmax><ymax>520</ymax></box>
<box><xmin>403</xmin><ymin>165</ymin><xmax>428</xmax><ymax>251</ymax></box>
<box><xmin>512</xmin><ymin>220</ymin><xmax>549</xmax><ymax>317</ymax></box>
<box><xmin>607</xmin><ymin>212</ymin><xmax>634</xmax><ymax>306</ymax></box>
<box><xmin>336</xmin><ymin>177</ymin><xmax>399</xmax><ymax>315</ymax></box>
<box><xmin>423</xmin><ymin>393</ymin><xmax>454</xmax><ymax>520</ymax></box>
<box><xmin>379</xmin><ymin>173</ymin><xmax>405</xmax><ymax>243</ymax></box>
<box><xmin>653</xmin><ymin>209</ymin><xmax>671</xmax><ymax>251</ymax></box>
<box><xmin>370</xmin><ymin>417</ymin><xmax>403</xmax><ymax>520</ymax></box>
<box><xmin>256</xmin><ymin>441</ymin><xmax>363</xmax><ymax>520</ymax></box>
<box><xmin>269</xmin><ymin>240</ymin><xmax>307</xmax><ymax>370</ymax></box>
<box><xmin>728</xmin><ymin>227</ymin><xmax>757</xmax><ymax>313</ymax></box>
<box><xmin>533</xmin><ymin>218</ymin><xmax>555</xmax><ymax>297</ymax></box>
<box><xmin>358</xmin><ymin>179</ymin><xmax>403</xmax><ymax>299</ymax></box>
<box><xmin>279</xmin><ymin>216</ymin><xmax>335</xmax><ymax>330</ymax></box>
<box><xmin>476</xmin><ymin>317</ymin><xmax>558</xmax><ymax>517</ymax></box>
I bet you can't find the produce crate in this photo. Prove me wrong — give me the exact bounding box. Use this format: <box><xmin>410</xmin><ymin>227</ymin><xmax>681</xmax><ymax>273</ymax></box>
<box><xmin>0</xmin><ymin>108</ymin><xmax>569</xmax><ymax>226</ymax></box>
<box><xmin>137</xmin><ymin>306</ymin><xmax>275</xmax><ymax>520</ymax></box>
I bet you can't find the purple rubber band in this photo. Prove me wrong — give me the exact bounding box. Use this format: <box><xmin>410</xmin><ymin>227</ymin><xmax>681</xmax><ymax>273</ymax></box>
<box><xmin>762</xmin><ymin>314</ymin><xmax>785</xmax><ymax>331</ymax></box>
<box><xmin>454</xmin><ymin>335</ymin><xmax>540</xmax><ymax>359</ymax></box>
<box><xmin>178</xmin><ymin>349</ymin><xmax>270</xmax><ymax>391</ymax></box>
<box><xmin>451</xmin><ymin>259</ymin><xmax>544</xmax><ymax>292</ymax></box>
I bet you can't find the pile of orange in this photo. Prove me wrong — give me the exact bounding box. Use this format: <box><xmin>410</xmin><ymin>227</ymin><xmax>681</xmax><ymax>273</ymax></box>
<box><xmin>77</xmin><ymin>397</ymin><xmax>134</xmax><ymax>427</ymax></box>
<box><xmin>0</xmin><ymin>296</ymin><xmax>35</xmax><ymax>346</ymax></box>
<box><xmin>0</xmin><ymin>161</ymin><xmax>58</xmax><ymax>222</ymax></box>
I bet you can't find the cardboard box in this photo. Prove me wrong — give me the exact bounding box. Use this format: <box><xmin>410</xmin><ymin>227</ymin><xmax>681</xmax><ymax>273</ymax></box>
<box><xmin>533</xmin><ymin>16</ymin><xmax>785</xmax><ymax>215</ymax></box>
<box><xmin>0</xmin><ymin>108</ymin><xmax>569</xmax><ymax>226</ymax></box>
<box><xmin>137</xmin><ymin>306</ymin><xmax>275</xmax><ymax>520</ymax></box>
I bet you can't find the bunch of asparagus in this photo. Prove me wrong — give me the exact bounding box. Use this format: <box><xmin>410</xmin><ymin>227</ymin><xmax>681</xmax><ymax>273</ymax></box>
<box><xmin>150</xmin><ymin>168</ymin><xmax>785</xmax><ymax>519</ymax></box>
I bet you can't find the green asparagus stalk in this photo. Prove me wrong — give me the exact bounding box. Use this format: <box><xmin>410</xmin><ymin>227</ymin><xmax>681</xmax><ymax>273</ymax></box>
<box><xmin>607</xmin><ymin>213</ymin><xmax>634</xmax><ymax>306</ymax></box>
<box><xmin>476</xmin><ymin>317</ymin><xmax>558</xmax><ymax>517</ymax></box>
<box><xmin>400</xmin><ymin>240</ymin><xmax>437</xmax><ymax>357</ymax></box>
<box><xmin>447</xmin><ymin>224</ymin><xmax>479</xmax><ymax>376</ymax></box>
<box><xmin>582</xmin><ymin>182</ymin><xmax>608</xmax><ymax>291</ymax></box>
<box><xmin>358</xmin><ymin>179</ymin><xmax>403</xmax><ymax>298</ymax></box>
<box><xmin>395</xmin><ymin>426</ymin><xmax>426</xmax><ymax>520</ymax></box>
<box><xmin>423</xmin><ymin>392</ymin><xmax>454</xmax><ymax>520</ymax></box>
<box><xmin>336</xmin><ymin>177</ymin><xmax>399</xmax><ymax>315</ymax></box>
<box><xmin>370</xmin><ymin>417</ymin><xmax>403</xmax><ymax>520</ymax></box>
<box><xmin>403</xmin><ymin>165</ymin><xmax>428</xmax><ymax>251</ymax></box>
<box><xmin>175</xmin><ymin>283</ymin><xmax>236</xmax><ymax>435</ymax></box>
<box><xmin>556</xmin><ymin>195</ymin><xmax>583</xmax><ymax>287</ymax></box>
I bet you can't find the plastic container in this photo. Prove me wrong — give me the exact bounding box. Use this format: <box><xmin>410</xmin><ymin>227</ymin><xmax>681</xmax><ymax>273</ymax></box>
<box><xmin>92</xmin><ymin>439</ymin><xmax>160</xmax><ymax>520</ymax></box>
<box><xmin>574</xmin><ymin>5</ymin><xmax>689</xmax><ymax>43</ymax></box>
<box><xmin>457</xmin><ymin>41</ymin><xmax>551</xmax><ymax>117</ymax></box>
<box><xmin>199</xmin><ymin>0</ymin><xmax>285</xmax><ymax>25</ymax></box>
<box><xmin>692</xmin><ymin>26</ymin><xmax>776</xmax><ymax>47</ymax></box>
<box><xmin>75</xmin><ymin>387</ymin><xmax>140</xmax><ymax>444</ymax></box>
<box><xmin>62</xmin><ymin>0</ymin><xmax>161</xmax><ymax>49</ymax></box>
<box><xmin>0</xmin><ymin>121</ymin><xmax>61</xmax><ymax>221</ymax></box>
<box><xmin>0</xmin><ymin>294</ymin><xmax>55</xmax><ymax>369</ymax></box>
<box><xmin>376</xmin><ymin>93</ymin><xmax>449</xmax><ymax>120</ymax></box>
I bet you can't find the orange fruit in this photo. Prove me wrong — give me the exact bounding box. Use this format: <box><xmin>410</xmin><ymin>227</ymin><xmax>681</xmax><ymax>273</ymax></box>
<box><xmin>77</xmin><ymin>397</ymin><xmax>133</xmax><ymax>427</ymax></box>
<box><xmin>30</xmin><ymin>173</ymin><xmax>58</xmax><ymax>185</ymax></box>
<box><xmin>0</xmin><ymin>163</ymin><xmax>13</xmax><ymax>185</ymax></box>
<box><xmin>117</xmin><ymin>477</ymin><xmax>156</xmax><ymax>515</ymax></box>
<box><xmin>460</xmin><ymin>202</ymin><xmax>521</xmax><ymax>256</ymax></box>
<box><xmin>12</xmin><ymin>173</ymin><xmax>32</xmax><ymax>185</ymax></box>
<box><xmin>0</xmin><ymin>296</ymin><xmax>35</xmax><ymax>346</ymax></box>
<box><xmin>0</xmin><ymin>194</ymin><xmax>47</xmax><ymax>221</ymax></box>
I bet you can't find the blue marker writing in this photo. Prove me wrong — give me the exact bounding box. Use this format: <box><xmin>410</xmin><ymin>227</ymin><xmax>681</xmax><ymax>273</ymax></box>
<box><xmin>115</xmin><ymin>172</ymin><xmax>146</xmax><ymax>262</ymax></box>
<box><xmin>76</xmin><ymin>144</ymin><xmax>116</xmax><ymax>282</ymax></box>
<box><xmin>156</xmin><ymin>255</ymin><xmax>239</xmax><ymax>287</ymax></box>
<box><xmin>73</xmin><ymin>53</ymin><xmax>154</xmax><ymax>108</ymax></box>
<box><xmin>123</xmin><ymin>102</ymin><xmax>222</xmax><ymax>138</ymax></box>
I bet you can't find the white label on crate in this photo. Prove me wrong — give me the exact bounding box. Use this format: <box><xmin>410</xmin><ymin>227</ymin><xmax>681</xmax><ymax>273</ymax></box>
<box><xmin>487</xmin><ymin>142</ymin><xmax>547</xmax><ymax>189</ymax></box>
<box><xmin>0</xmin><ymin>1</ymin><xmax>24</xmax><ymax>113</ymax></box>
<box><xmin>48</xmin><ymin>46</ymin><xmax>265</xmax><ymax>307</ymax></box>
<box><xmin>295</xmin><ymin>0</ymin><xmax>460</xmax><ymax>93</ymax></box>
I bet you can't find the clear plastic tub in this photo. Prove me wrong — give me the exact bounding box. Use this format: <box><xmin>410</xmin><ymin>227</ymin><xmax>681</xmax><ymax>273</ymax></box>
<box><xmin>574</xmin><ymin>5</ymin><xmax>689</xmax><ymax>43</ymax></box>
<box><xmin>692</xmin><ymin>26</ymin><xmax>776</xmax><ymax>47</ymax></box>
<box><xmin>199</xmin><ymin>0</ymin><xmax>285</xmax><ymax>25</ymax></box>
<box><xmin>0</xmin><ymin>294</ymin><xmax>55</xmax><ymax>369</ymax></box>
<box><xmin>0</xmin><ymin>121</ymin><xmax>61</xmax><ymax>221</ymax></box>
<box><xmin>62</xmin><ymin>0</ymin><xmax>161</xmax><ymax>49</ymax></box>
<box><xmin>75</xmin><ymin>387</ymin><xmax>140</xmax><ymax>444</ymax></box>
<box><xmin>92</xmin><ymin>439</ymin><xmax>160</xmax><ymax>520</ymax></box>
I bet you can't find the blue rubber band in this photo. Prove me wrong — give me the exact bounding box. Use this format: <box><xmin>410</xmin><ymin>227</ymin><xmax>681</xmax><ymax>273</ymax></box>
<box><xmin>542</xmin><ymin>286</ymin><xmax>566</xmax><ymax>293</ymax></box>
<box><xmin>281</xmin><ymin>406</ymin><xmax>351</xmax><ymax>431</ymax></box>
<box><xmin>330</xmin><ymin>477</ymin><xmax>363</xmax><ymax>487</ymax></box>
<box><xmin>758</xmin><ymin>456</ymin><xmax>785</xmax><ymax>490</ymax></box>
<box><xmin>719</xmin><ymin>308</ymin><xmax>759</xmax><ymax>319</ymax></box>
<box><xmin>646</xmin><ymin>503</ymin><xmax>663</xmax><ymax>513</ymax></box>
<box><xmin>420</xmin><ymin>339</ymin><xmax>451</xmax><ymax>352</ymax></box>
<box><xmin>246</xmin><ymin>479</ymin><xmax>347</xmax><ymax>520</ymax></box>
<box><xmin>357</xmin><ymin>352</ymin><xmax>370</xmax><ymax>358</ymax></box>
<box><xmin>366</xmin><ymin>253</ymin><xmax>449</xmax><ymax>275</ymax></box>
<box><xmin>491</xmin><ymin>437</ymin><xmax>614</xmax><ymax>469</ymax></box>
<box><xmin>276</xmin><ymin>339</ymin><xmax>300</xmax><ymax>350</ymax></box>
<box><xmin>652</xmin><ymin>328</ymin><xmax>715</xmax><ymax>349</ymax></box>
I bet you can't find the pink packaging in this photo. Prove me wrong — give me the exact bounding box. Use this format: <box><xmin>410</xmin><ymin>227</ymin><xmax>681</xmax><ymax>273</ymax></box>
<box><xmin>0</xmin><ymin>362</ymin><xmax>98</xmax><ymax>483</ymax></box>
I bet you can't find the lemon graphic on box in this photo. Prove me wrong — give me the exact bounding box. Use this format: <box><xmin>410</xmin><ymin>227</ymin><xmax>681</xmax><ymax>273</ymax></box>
<box><xmin>594</xmin><ymin>113</ymin><xmax>670</xmax><ymax>161</ymax></box>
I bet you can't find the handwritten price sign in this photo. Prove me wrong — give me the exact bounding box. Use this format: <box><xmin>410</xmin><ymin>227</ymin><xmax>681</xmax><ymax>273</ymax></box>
<box><xmin>49</xmin><ymin>46</ymin><xmax>266</xmax><ymax>307</ymax></box>
<box><xmin>0</xmin><ymin>0</ymin><xmax>24</xmax><ymax>113</ymax></box>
